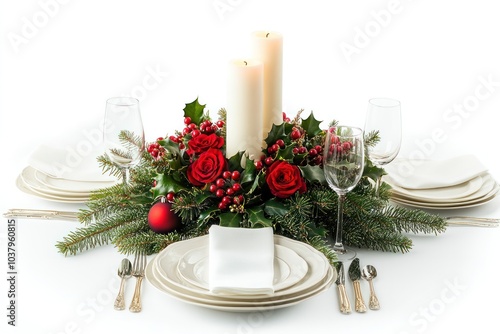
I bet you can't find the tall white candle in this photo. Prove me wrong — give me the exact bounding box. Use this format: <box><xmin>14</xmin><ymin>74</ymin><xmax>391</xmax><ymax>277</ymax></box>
<box><xmin>226</xmin><ymin>59</ymin><xmax>264</xmax><ymax>162</ymax></box>
<box><xmin>252</xmin><ymin>31</ymin><xmax>283</xmax><ymax>140</ymax></box>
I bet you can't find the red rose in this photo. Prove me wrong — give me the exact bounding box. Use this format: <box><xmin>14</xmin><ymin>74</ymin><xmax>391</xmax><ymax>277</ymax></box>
<box><xmin>187</xmin><ymin>133</ymin><xmax>224</xmax><ymax>155</ymax></box>
<box><xmin>266</xmin><ymin>161</ymin><xmax>307</xmax><ymax>198</ymax></box>
<box><xmin>187</xmin><ymin>148</ymin><xmax>226</xmax><ymax>186</ymax></box>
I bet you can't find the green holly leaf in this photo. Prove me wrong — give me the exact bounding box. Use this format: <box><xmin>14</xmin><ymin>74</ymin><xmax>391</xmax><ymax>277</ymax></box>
<box><xmin>264</xmin><ymin>123</ymin><xmax>287</xmax><ymax>147</ymax></box>
<box><xmin>275</xmin><ymin>145</ymin><xmax>295</xmax><ymax>162</ymax></box>
<box><xmin>363</xmin><ymin>164</ymin><xmax>386</xmax><ymax>182</ymax></box>
<box><xmin>247</xmin><ymin>206</ymin><xmax>273</xmax><ymax>228</ymax></box>
<box><xmin>240</xmin><ymin>156</ymin><xmax>257</xmax><ymax>186</ymax></box>
<box><xmin>264</xmin><ymin>199</ymin><xmax>288</xmax><ymax>217</ymax></box>
<box><xmin>227</xmin><ymin>151</ymin><xmax>245</xmax><ymax>171</ymax></box>
<box><xmin>299</xmin><ymin>165</ymin><xmax>326</xmax><ymax>184</ymax></box>
<box><xmin>301</xmin><ymin>112</ymin><xmax>323</xmax><ymax>138</ymax></box>
<box><xmin>219</xmin><ymin>212</ymin><xmax>243</xmax><ymax>227</ymax></box>
<box><xmin>183</xmin><ymin>98</ymin><xmax>206</xmax><ymax>125</ymax></box>
<box><xmin>197</xmin><ymin>208</ymin><xmax>218</xmax><ymax>227</ymax></box>
<box><xmin>152</xmin><ymin>173</ymin><xmax>188</xmax><ymax>199</ymax></box>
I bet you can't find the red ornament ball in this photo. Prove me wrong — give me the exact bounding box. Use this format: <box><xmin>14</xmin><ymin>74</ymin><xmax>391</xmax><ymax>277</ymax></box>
<box><xmin>147</xmin><ymin>201</ymin><xmax>181</xmax><ymax>234</ymax></box>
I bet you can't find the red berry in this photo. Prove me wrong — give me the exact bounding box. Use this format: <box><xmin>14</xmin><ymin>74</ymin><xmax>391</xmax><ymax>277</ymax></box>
<box><xmin>276</xmin><ymin>139</ymin><xmax>285</xmax><ymax>148</ymax></box>
<box><xmin>184</xmin><ymin>117</ymin><xmax>192</xmax><ymax>125</ymax></box>
<box><xmin>216</xmin><ymin>189</ymin><xmax>225</xmax><ymax>197</ymax></box>
<box><xmin>298</xmin><ymin>146</ymin><xmax>307</xmax><ymax>154</ymax></box>
<box><xmin>223</xmin><ymin>171</ymin><xmax>232</xmax><ymax>179</ymax></box>
<box><xmin>231</xmin><ymin>171</ymin><xmax>240</xmax><ymax>181</ymax></box>
<box><xmin>255</xmin><ymin>160</ymin><xmax>263</xmax><ymax>170</ymax></box>
<box><xmin>265</xmin><ymin>157</ymin><xmax>274</xmax><ymax>165</ymax></box>
<box><xmin>191</xmin><ymin>129</ymin><xmax>201</xmax><ymax>137</ymax></box>
<box><xmin>290</xmin><ymin>130</ymin><xmax>301</xmax><ymax>140</ymax></box>
<box><xmin>169</xmin><ymin>135</ymin><xmax>178</xmax><ymax>143</ymax></box>
<box><xmin>272</xmin><ymin>144</ymin><xmax>280</xmax><ymax>152</ymax></box>
<box><xmin>179</xmin><ymin>143</ymin><xmax>185</xmax><ymax>150</ymax></box>
<box><xmin>232</xmin><ymin>183</ymin><xmax>241</xmax><ymax>192</ymax></box>
<box><xmin>209</xmin><ymin>184</ymin><xmax>217</xmax><ymax>193</ymax></box>
<box><xmin>218</xmin><ymin>202</ymin><xmax>227</xmax><ymax>210</ymax></box>
<box><xmin>157</xmin><ymin>137</ymin><xmax>164</xmax><ymax>141</ymax></box>
<box><xmin>226</xmin><ymin>188</ymin><xmax>235</xmax><ymax>196</ymax></box>
<box><xmin>216</xmin><ymin>120</ymin><xmax>224</xmax><ymax>127</ymax></box>
<box><xmin>166</xmin><ymin>192</ymin><xmax>175</xmax><ymax>202</ymax></box>
<box><xmin>315</xmin><ymin>145</ymin><xmax>322</xmax><ymax>152</ymax></box>
<box><xmin>222</xmin><ymin>196</ymin><xmax>232</xmax><ymax>205</ymax></box>
<box><xmin>216</xmin><ymin>178</ymin><xmax>226</xmax><ymax>188</ymax></box>
<box><xmin>188</xmin><ymin>123</ymin><xmax>197</xmax><ymax>130</ymax></box>
<box><xmin>309</xmin><ymin>148</ymin><xmax>318</xmax><ymax>157</ymax></box>
<box><xmin>292</xmin><ymin>147</ymin><xmax>299</xmax><ymax>154</ymax></box>
<box><xmin>182</xmin><ymin>127</ymin><xmax>191</xmax><ymax>135</ymax></box>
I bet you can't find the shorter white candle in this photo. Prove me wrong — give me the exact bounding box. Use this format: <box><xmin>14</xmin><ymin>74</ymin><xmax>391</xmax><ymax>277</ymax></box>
<box><xmin>226</xmin><ymin>59</ymin><xmax>264</xmax><ymax>162</ymax></box>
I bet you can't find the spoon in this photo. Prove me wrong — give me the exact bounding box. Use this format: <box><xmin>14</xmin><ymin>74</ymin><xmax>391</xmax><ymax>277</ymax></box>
<box><xmin>361</xmin><ymin>265</ymin><xmax>380</xmax><ymax>310</ymax></box>
<box><xmin>114</xmin><ymin>258</ymin><xmax>132</xmax><ymax>310</ymax></box>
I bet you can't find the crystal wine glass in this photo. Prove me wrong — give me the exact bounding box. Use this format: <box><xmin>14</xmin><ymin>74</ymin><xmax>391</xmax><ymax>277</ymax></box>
<box><xmin>323</xmin><ymin>126</ymin><xmax>365</xmax><ymax>260</ymax></box>
<box><xmin>103</xmin><ymin>97</ymin><xmax>145</xmax><ymax>185</ymax></box>
<box><xmin>364</xmin><ymin>98</ymin><xmax>401</xmax><ymax>196</ymax></box>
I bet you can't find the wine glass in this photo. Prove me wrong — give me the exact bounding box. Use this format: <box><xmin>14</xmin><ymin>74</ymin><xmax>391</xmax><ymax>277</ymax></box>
<box><xmin>103</xmin><ymin>97</ymin><xmax>145</xmax><ymax>185</ymax></box>
<box><xmin>323</xmin><ymin>126</ymin><xmax>365</xmax><ymax>260</ymax></box>
<box><xmin>364</xmin><ymin>98</ymin><xmax>402</xmax><ymax>196</ymax></box>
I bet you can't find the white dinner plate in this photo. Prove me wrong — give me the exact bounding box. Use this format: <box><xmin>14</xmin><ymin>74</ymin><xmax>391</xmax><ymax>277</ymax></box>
<box><xmin>384</xmin><ymin>174</ymin><xmax>484</xmax><ymax>201</ymax></box>
<box><xmin>390</xmin><ymin>174</ymin><xmax>496</xmax><ymax>204</ymax></box>
<box><xmin>21</xmin><ymin>167</ymin><xmax>92</xmax><ymax>197</ymax></box>
<box><xmin>148</xmin><ymin>235</ymin><xmax>333</xmax><ymax>302</ymax></box>
<box><xmin>147</xmin><ymin>258</ymin><xmax>334</xmax><ymax>311</ymax></box>
<box><xmin>16</xmin><ymin>175</ymin><xmax>88</xmax><ymax>203</ymax></box>
<box><xmin>33</xmin><ymin>167</ymin><xmax>117</xmax><ymax>192</ymax></box>
<box><xmin>177</xmin><ymin>244</ymin><xmax>308</xmax><ymax>292</ymax></box>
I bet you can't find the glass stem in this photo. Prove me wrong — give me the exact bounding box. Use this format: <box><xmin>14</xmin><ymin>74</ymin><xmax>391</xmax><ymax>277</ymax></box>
<box><xmin>333</xmin><ymin>194</ymin><xmax>346</xmax><ymax>254</ymax></box>
<box><xmin>122</xmin><ymin>167</ymin><xmax>130</xmax><ymax>185</ymax></box>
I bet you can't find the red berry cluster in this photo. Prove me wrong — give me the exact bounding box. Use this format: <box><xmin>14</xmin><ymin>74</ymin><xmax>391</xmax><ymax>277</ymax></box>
<box><xmin>327</xmin><ymin>132</ymin><xmax>353</xmax><ymax>158</ymax></box>
<box><xmin>147</xmin><ymin>137</ymin><xmax>166</xmax><ymax>160</ymax></box>
<box><xmin>209</xmin><ymin>170</ymin><xmax>244</xmax><ymax>211</ymax></box>
<box><xmin>168</xmin><ymin>117</ymin><xmax>225</xmax><ymax>149</ymax></box>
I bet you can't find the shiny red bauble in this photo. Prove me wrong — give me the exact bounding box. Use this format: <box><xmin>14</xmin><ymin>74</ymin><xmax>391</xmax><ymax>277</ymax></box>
<box><xmin>147</xmin><ymin>201</ymin><xmax>181</xmax><ymax>234</ymax></box>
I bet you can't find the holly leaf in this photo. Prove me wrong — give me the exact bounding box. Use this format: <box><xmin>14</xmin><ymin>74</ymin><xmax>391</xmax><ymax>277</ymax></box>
<box><xmin>264</xmin><ymin>123</ymin><xmax>287</xmax><ymax>147</ymax></box>
<box><xmin>240</xmin><ymin>156</ymin><xmax>256</xmax><ymax>185</ymax></box>
<box><xmin>197</xmin><ymin>208</ymin><xmax>218</xmax><ymax>227</ymax></box>
<box><xmin>227</xmin><ymin>151</ymin><xmax>245</xmax><ymax>171</ymax></box>
<box><xmin>275</xmin><ymin>145</ymin><xmax>295</xmax><ymax>162</ymax></box>
<box><xmin>301</xmin><ymin>112</ymin><xmax>323</xmax><ymax>138</ymax></box>
<box><xmin>219</xmin><ymin>212</ymin><xmax>243</xmax><ymax>227</ymax></box>
<box><xmin>152</xmin><ymin>173</ymin><xmax>188</xmax><ymax>199</ymax></box>
<box><xmin>299</xmin><ymin>165</ymin><xmax>326</xmax><ymax>184</ymax></box>
<box><xmin>247</xmin><ymin>206</ymin><xmax>273</xmax><ymax>228</ymax></box>
<box><xmin>363</xmin><ymin>163</ymin><xmax>386</xmax><ymax>182</ymax></box>
<box><xmin>183</xmin><ymin>98</ymin><xmax>206</xmax><ymax>125</ymax></box>
<box><xmin>264</xmin><ymin>199</ymin><xmax>288</xmax><ymax>217</ymax></box>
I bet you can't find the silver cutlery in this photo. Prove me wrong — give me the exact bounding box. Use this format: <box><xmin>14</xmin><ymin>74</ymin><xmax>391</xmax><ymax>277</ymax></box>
<box><xmin>3</xmin><ymin>208</ymin><xmax>79</xmax><ymax>221</ymax></box>
<box><xmin>445</xmin><ymin>216</ymin><xmax>499</xmax><ymax>228</ymax></box>
<box><xmin>333</xmin><ymin>261</ymin><xmax>351</xmax><ymax>314</ymax></box>
<box><xmin>348</xmin><ymin>258</ymin><xmax>367</xmax><ymax>313</ymax></box>
<box><xmin>129</xmin><ymin>251</ymin><xmax>147</xmax><ymax>313</ymax></box>
<box><xmin>361</xmin><ymin>265</ymin><xmax>380</xmax><ymax>310</ymax></box>
<box><xmin>114</xmin><ymin>258</ymin><xmax>132</xmax><ymax>310</ymax></box>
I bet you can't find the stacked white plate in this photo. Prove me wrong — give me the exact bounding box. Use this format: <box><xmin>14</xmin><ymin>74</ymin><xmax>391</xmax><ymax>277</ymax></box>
<box><xmin>16</xmin><ymin>166</ymin><xmax>117</xmax><ymax>203</ymax></box>
<box><xmin>146</xmin><ymin>235</ymin><xmax>336</xmax><ymax>312</ymax></box>
<box><xmin>384</xmin><ymin>156</ymin><xmax>499</xmax><ymax>209</ymax></box>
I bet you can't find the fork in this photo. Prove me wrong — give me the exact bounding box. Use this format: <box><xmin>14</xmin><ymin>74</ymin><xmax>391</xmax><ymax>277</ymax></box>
<box><xmin>445</xmin><ymin>216</ymin><xmax>499</xmax><ymax>228</ymax></box>
<box><xmin>129</xmin><ymin>250</ymin><xmax>147</xmax><ymax>312</ymax></box>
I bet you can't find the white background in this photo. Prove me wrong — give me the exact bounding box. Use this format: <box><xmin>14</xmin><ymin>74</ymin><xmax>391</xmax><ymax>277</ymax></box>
<box><xmin>1</xmin><ymin>1</ymin><xmax>500</xmax><ymax>334</ymax></box>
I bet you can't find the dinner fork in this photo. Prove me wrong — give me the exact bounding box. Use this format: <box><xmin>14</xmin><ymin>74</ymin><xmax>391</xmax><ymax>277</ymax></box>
<box><xmin>129</xmin><ymin>250</ymin><xmax>147</xmax><ymax>312</ymax></box>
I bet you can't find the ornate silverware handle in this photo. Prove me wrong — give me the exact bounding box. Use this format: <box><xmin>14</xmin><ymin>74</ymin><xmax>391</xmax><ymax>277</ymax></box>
<box><xmin>368</xmin><ymin>280</ymin><xmax>380</xmax><ymax>310</ymax></box>
<box><xmin>353</xmin><ymin>280</ymin><xmax>367</xmax><ymax>313</ymax></box>
<box><xmin>114</xmin><ymin>277</ymin><xmax>127</xmax><ymax>310</ymax></box>
<box><xmin>336</xmin><ymin>284</ymin><xmax>352</xmax><ymax>314</ymax></box>
<box><xmin>129</xmin><ymin>276</ymin><xmax>144</xmax><ymax>313</ymax></box>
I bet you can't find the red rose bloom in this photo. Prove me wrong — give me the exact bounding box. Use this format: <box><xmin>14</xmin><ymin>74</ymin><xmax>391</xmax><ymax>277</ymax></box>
<box><xmin>187</xmin><ymin>133</ymin><xmax>224</xmax><ymax>155</ymax></box>
<box><xmin>266</xmin><ymin>161</ymin><xmax>307</xmax><ymax>198</ymax></box>
<box><xmin>187</xmin><ymin>148</ymin><xmax>226</xmax><ymax>186</ymax></box>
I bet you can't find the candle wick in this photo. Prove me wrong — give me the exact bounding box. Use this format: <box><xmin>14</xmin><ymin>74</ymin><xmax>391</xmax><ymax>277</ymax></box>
<box><xmin>266</xmin><ymin>32</ymin><xmax>270</xmax><ymax>38</ymax></box>
<box><xmin>244</xmin><ymin>61</ymin><xmax>247</xmax><ymax>66</ymax></box>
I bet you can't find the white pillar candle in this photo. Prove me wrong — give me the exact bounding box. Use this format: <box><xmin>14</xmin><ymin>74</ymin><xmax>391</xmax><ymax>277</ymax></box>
<box><xmin>226</xmin><ymin>59</ymin><xmax>264</xmax><ymax>162</ymax></box>
<box><xmin>252</xmin><ymin>31</ymin><xmax>283</xmax><ymax>140</ymax></box>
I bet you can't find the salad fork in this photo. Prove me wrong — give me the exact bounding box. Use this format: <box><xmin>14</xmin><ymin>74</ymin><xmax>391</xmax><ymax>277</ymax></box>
<box><xmin>129</xmin><ymin>250</ymin><xmax>147</xmax><ymax>312</ymax></box>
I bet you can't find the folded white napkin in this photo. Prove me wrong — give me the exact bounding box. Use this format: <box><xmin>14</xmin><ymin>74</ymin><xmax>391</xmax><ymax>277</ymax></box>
<box><xmin>28</xmin><ymin>119</ymin><xmax>115</xmax><ymax>182</ymax></box>
<box><xmin>208</xmin><ymin>225</ymin><xmax>275</xmax><ymax>295</ymax></box>
<box><xmin>384</xmin><ymin>155</ymin><xmax>487</xmax><ymax>189</ymax></box>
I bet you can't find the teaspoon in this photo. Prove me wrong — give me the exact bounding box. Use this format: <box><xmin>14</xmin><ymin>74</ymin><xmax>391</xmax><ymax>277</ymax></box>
<box><xmin>361</xmin><ymin>265</ymin><xmax>380</xmax><ymax>310</ymax></box>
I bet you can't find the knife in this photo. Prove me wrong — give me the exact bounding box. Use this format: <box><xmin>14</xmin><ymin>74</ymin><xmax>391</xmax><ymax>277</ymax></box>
<box><xmin>348</xmin><ymin>258</ymin><xmax>367</xmax><ymax>313</ymax></box>
<box><xmin>3</xmin><ymin>209</ymin><xmax>79</xmax><ymax>221</ymax></box>
<box><xmin>333</xmin><ymin>261</ymin><xmax>351</xmax><ymax>314</ymax></box>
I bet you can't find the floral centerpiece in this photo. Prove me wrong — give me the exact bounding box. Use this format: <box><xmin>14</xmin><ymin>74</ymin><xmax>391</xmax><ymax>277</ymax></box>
<box><xmin>57</xmin><ymin>99</ymin><xmax>446</xmax><ymax>260</ymax></box>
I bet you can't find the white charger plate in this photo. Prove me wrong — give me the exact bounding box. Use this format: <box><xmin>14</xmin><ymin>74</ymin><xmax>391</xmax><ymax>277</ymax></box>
<box><xmin>16</xmin><ymin>175</ymin><xmax>88</xmax><ymax>203</ymax></box>
<box><xmin>177</xmin><ymin>244</ymin><xmax>308</xmax><ymax>292</ymax></box>
<box><xmin>33</xmin><ymin>167</ymin><xmax>117</xmax><ymax>193</ymax></box>
<box><xmin>21</xmin><ymin>167</ymin><xmax>92</xmax><ymax>197</ymax></box>
<box><xmin>147</xmin><ymin>259</ymin><xmax>334</xmax><ymax>312</ymax></box>
<box><xmin>148</xmin><ymin>235</ymin><xmax>333</xmax><ymax>302</ymax></box>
